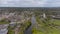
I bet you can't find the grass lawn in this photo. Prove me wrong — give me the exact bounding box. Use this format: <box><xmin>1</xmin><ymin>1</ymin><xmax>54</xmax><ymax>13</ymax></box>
<box><xmin>32</xmin><ymin>17</ymin><xmax>60</xmax><ymax>34</ymax></box>
<box><xmin>8</xmin><ymin>26</ymin><xmax>15</xmax><ymax>34</ymax></box>
<box><xmin>0</xmin><ymin>19</ymin><xmax>10</xmax><ymax>24</ymax></box>
<box><xmin>53</xmin><ymin>19</ymin><xmax>60</xmax><ymax>25</ymax></box>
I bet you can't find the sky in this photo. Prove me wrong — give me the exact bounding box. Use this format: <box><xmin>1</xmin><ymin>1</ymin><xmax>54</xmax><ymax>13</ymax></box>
<box><xmin>0</xmin><ymin>0</ymin><xmax>60</xmax><ymax>7</ymax></box>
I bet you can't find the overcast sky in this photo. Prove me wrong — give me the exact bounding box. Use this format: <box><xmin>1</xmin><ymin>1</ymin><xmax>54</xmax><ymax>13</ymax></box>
<box><xmin>0</xmin><ymin>0</ymin><xmax>60</xmax><ymax>7</ymax></box>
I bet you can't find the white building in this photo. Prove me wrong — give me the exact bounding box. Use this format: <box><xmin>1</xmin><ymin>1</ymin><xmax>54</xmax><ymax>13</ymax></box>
<box><xmin>43</xmin><ymin>13</ymin><xmax>46</xmax><ymax>18</ymax></box>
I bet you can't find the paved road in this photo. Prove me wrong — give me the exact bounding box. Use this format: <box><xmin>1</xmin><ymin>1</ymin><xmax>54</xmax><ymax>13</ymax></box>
<box><xmin>24</xmin><ymin>15</ymin><xmax>36</xmax><ymax>34</ymax></box>
<box><xmin>0</xmin><ymin>24</ymin><xmax>9</xmax><ymax>34</ymax></box>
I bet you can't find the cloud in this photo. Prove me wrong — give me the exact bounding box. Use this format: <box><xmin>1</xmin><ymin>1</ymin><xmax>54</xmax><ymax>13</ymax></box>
<box><xmin>0</xmin><ymin>0</ymin><xmax>60</xmax><ymax>7</ymax></box>
<box><xmin>44</xmin><ymin>0</ymin><xmax>60</xmax><ymax>7</ymax></box>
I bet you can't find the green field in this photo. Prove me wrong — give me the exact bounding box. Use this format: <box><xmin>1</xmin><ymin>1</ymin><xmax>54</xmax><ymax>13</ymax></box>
<box><xmin>0</xmin><ymin>18</ymin><xmax>10</xmax><ymax>24</ymax></box>
<box><xmin>32</xmin><ymin>17</ymin><xmax>60</xmax><ymax>34</ymax></box>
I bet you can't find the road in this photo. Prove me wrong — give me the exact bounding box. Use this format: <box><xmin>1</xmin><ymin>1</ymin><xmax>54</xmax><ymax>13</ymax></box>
<box><xmin>0</xmin><ymin>24</ymin><xmax>9</xmax><ymax>34</ymax></box>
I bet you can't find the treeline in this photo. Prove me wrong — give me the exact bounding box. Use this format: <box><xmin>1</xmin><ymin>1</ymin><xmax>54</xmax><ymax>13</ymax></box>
<box><xmin>0</xmin><ymin>7</ymin><xmax>60</xmax><ymax>15</ymax></box>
